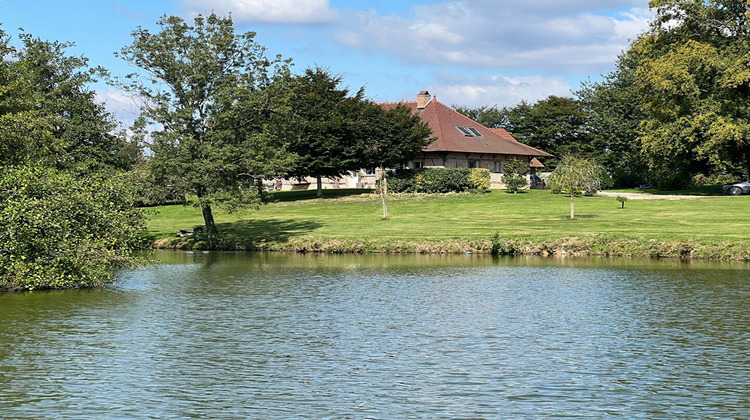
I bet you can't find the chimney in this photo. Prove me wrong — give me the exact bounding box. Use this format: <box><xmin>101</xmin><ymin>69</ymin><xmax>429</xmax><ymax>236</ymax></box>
<box><xmin>417</xmin><ymin>90</ymin><xmax>431</xmax><ymax>109</ymax></box>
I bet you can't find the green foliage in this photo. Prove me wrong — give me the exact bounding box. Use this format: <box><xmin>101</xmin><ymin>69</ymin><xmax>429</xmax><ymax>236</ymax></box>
<box><xmin>547</xmin><ymin>155</ymin><xmax>610</xmax><ymax>218</ymax></box>
<box><xmin>389</xmin><ymin>168</ymin><xmax>484</xmax><ymax>193</ymax></box>
<box><xmin>468</xmin><ymin>168</ymin><xmax>491</xmax><ymax>190</ymax></box>
<box><xmin>691</xmin><ymin>173</ymin><xmax>736</xmax><ymax>187</ymax></box>
<box><xmin>631</xmin><ymin>1</ymin><xmax>750</xmax><ymax>179</ymax></box>
<box><xmin>616</xmin><ymin>196</ymin><xmax>629</xmax><ymax>208</ymax></box>
<box><xmin>0</xmin><ymin>166</ymin><xmax>147</xmax><ymax>291</ymax></box>
<box><xmin>490</xmin><ymin>232</ymin><xmax>520</xmax><ymax>255</ymax></box>
<box><xmin>0</xmin><ymin>29</ymin><xmax>128</xmax><ymax>172</ymax></box>
<box><xmin>501</xmin><ymin>158</ymin><xmax>529</xmax><ymax>193</ymax></box>
<box><xmin>114</xmin><ymin>13</ymin><xmax>294</xmax><ymax>236</ymax></box>
<box><xmin>279</xmin><ymin>68</ymin><xmax>371</xmax><ymax>190</ymax></box>
<box><xmin>577</xmin><ymin>53</ymin><xmax>651</xmax><ymax>187</ymax></box>
<box><xmin>456</xmin><ymin>96</ymin><xmax>594</xmax><ymax>169</ymax></box>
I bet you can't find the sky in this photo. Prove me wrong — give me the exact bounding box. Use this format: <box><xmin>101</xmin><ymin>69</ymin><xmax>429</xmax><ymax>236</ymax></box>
<box><xmin>0</xmin><ymin>0</ymin><xmax>653</xmax><ymax>123</ymax></box>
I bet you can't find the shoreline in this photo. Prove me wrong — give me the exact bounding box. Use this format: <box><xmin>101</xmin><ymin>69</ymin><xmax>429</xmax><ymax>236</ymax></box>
<box><xmin>152</xmin><ymin>235</ymin><xmax>750</xmax><ymax>262</ymax></box>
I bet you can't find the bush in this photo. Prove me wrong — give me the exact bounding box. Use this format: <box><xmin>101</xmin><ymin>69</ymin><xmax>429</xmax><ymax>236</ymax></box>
<box><xmin>468</xmin><ymin>168</ymin><xmax>491</xmax><ymax>190</ymax></box>
<box><xmin>692</xmin><ymin>173</ymin><xmax>737</xmax><ymax>186</ymax></box>
<box><xmin>0</xmin><ymin>166</ymin><xmax>147</xmax><ymax>291</ymax></box>
<box><xmin>389</xmin><ymin>168</ymin><xmax>488</xmax><ymax>193</ymax></box>
<box><xmin>501</xmin><ymin>158</ymin><xmax>529</xmax><ymax>193</ymax></box>
<box><xmin>657</xmin><ymin>171</ymin><xmax>691</xmax><ymax>190</ymax></box>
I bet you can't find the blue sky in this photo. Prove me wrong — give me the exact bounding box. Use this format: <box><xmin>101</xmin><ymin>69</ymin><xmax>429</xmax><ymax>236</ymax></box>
<box><xmin>1</xmin><ymin>0</ymin><xmax>652</xmax><ymax>122</ymax></box>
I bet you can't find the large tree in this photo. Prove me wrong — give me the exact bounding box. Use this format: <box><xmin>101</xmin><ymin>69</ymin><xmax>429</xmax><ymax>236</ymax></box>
<box><xmin>1</xmin><ymin>30</ymin><xmax>128</xmax><ymax>172</ymax></box>
<box><xmin>114</xmin><ymin>14</ymin><xmax>293</xmax><ymax>239</ymax></box>
<box><xmin>279</xmin><ymin>68</ymin><xmax>375</xmax><ymax>197</ymax></box>
<box><xmin>577</xmin><ymin>53</ymin><xmax>650</xmax><ymax>187</ymax></box>
<box><xmin>633</xmin><ymin>0</ymin><xmax>750</xmax><ymax>179</ymax></box>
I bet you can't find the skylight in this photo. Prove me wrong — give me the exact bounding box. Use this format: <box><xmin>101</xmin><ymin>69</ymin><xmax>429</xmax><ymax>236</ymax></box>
<box><xmin>455</xmin><ymin>126</ymin><xmax>483</xmax><ymax>138</ymax></box>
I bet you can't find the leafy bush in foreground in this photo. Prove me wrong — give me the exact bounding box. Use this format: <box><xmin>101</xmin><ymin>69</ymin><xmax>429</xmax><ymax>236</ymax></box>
<box><xmin>0</xmin><ymin>166</ymin><xmax>147</xmax><ymax>291</ymax></box>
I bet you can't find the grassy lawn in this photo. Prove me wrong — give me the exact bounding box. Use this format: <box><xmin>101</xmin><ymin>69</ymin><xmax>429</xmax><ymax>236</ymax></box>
<box><xmin>145</xmin><ymin>189</ymin><xmax>750</xmax><ymax>256</ymax></box>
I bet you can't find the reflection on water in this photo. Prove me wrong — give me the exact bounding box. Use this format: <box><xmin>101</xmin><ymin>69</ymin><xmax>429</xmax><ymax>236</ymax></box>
<box><xmin>1</xmin><ymin>252</ymin><xmax>749</xmax><ymax>418</ymax></box>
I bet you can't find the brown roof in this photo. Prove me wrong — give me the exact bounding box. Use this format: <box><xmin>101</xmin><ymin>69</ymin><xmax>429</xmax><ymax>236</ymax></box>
<box><xmin>381</xmin><ymin>98</ymin><xmax>552</xmax><ymax>158</ymax></box>
<box><xmin>530</xmin><ymin>157</ymin><xmax>544</xmax><ymax>168</ymax></box>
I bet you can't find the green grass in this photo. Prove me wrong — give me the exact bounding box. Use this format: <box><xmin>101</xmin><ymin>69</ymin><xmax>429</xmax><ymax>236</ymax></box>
<box><xmin>144</xmin><ymin>189</ymin><xmax>750</xmax><ymax>259</ymax></box>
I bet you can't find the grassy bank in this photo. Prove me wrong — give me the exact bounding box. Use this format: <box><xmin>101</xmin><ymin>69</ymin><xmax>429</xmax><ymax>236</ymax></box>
<box><xmin>144</xmin><ymin>189</ymin><xmax>750</xmax><ymax>260</ymax></box>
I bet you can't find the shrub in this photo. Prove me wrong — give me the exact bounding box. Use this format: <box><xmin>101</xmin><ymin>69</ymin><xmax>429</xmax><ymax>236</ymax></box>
<box><xmin>388</xmin><ymin>168</ymin><xmax>484</xmax><ymax>193</ymax></box>
<box><xmin>468</xmin><ymin>168</ymin><xmax>491</xmax><ymax>190</ymax></box>
<box><xmin>502</xmin><ymin>158</ymin><xmax>529</xmax><ymax>193</ymax></box>
<box><xmin>692</xmin><ymin>173</ymin><xmax>737</xmax><ymax>186</ymax></box>
<box><xmin>0</xmin><ymin>166</ymin><xmax>147</xmax><ymax>291</ymax></box>
<box><xmin>657</xmin><ymin>171</ymin><xmax>691</xmax><ymax>190</ymax></box>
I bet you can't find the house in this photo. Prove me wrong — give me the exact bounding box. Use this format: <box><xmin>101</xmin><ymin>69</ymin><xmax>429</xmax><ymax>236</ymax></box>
<box><xmin>378</xmin><ymin>90</ymin><xmax>552</xmax><ymax>187</ymax></box>
<box><xmin>271</xmin><ymin>90</ymin><xmax>551</xmax><ymax>190</ymax></box>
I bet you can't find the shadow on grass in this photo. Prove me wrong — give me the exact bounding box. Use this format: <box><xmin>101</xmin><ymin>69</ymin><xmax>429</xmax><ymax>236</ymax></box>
<box><xmin>270</xmin><ymin>188</ymin><xmax>373</xmax><ymax>202</ymax></box>
<box><xmin>611</xmin><ymin>185</ymin><xmax>724</xmax><ymax>196</ymax></box>
<box><xmin>555</xmin><ymin>214</ymin><xmax>600</xmax><ymax>220</ymax></box>
<box><xmin>217</xmin><ymin>218</ymin><xmax>323</xmax><ymax>244</ymax></box>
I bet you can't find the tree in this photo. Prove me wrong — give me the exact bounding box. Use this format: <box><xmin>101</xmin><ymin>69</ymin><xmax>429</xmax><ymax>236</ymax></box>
<box><xmin>632</xmin><ymin>0</ymin><xmax>750</xmax><ymax>180</ymax></box>
<box><xmin>279</xmin><ymin>68</ymin><xmax>376</xmax><ymax>197</ymax></box>
<box><xmin>501</xmin><ymin>158</ymin><xmax>529</xmax><ymax>193</ymax></box>
<box><xmin>577</xmin><ymin>53</ymin><xmax>650</xmax><ymax>187</ymax></box>
<box><xmin>547</xmin><ymin>155</ymin><xmax>608</xmax><ymax>219</ymax></box>
<box><xmin>113</xmin><ymin>13</ymin><xmax>293</xmax><ymax>239</ymax></box>
<box><xmin>455</xmin><ymin>96</ymin><xmax>596</xmax><ymax>169</ymax></box>
<box><xmin>0</xmin><ymin>29</ymin><xmax>128</xmax><ymax>172</ymax></box>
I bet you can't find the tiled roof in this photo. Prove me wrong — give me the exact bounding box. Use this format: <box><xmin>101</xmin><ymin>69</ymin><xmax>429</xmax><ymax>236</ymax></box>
<box><xmin>381</xmin><ymin>99</ymin><xmax>552</xmax><ymax>158</ymax></box>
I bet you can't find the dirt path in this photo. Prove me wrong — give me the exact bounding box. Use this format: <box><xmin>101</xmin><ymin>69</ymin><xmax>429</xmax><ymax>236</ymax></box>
<box><xmin>597</xmin><ymin>191</ymin><xmax>705</xmax><ymax>200</ymax></box>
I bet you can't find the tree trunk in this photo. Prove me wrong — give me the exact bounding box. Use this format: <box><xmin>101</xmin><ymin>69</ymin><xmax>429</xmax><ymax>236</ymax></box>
<box><xmin>380</xmin><ymin>169</ymin><xmax>389</xmax><ymax>219</ymax></box>
<box><xmin>570</xmin><ymin>193</ymin><xmax>575</xmax><ymax>219</ymax></box>
<box><xmin>201</xmin><ymin>201</ymin><xmax>218</xmax><ymax>243</ymax></box>
<box><xmin>316</xmin><ymin>175</ymin><xmax>323</xmax><ymax>198</ymax></box>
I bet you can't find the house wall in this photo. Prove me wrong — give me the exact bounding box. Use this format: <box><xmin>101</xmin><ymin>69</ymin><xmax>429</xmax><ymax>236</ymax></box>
<box><xmin>413</xmin><ymin>152</ymin><xmax>537</xmax><ymax>187</ymax></box>
<box><xmin>264</xmin><ymin>153</ymin><xmax>540</xmax><ymax>191</ymax></box>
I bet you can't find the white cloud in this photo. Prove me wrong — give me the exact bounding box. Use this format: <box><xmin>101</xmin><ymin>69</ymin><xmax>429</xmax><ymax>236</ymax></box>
<box><xmin>331</xmin><ymin>1</ymin><xmax>653</xmax><ymax>76</ymax></box>
<box><xmin>182</xmin><ymin>0</ymin><xmax>336</xmax><ymax>24</ymax></box>
<box><xmin>96</xmin><ymin>88</ymin><xmax>142</xmax><ymax>124</ymax></box>
<box><xmin>430</xmin><ymin>73</ymin><xmax>573</xmax><ymax>108</ymax></box>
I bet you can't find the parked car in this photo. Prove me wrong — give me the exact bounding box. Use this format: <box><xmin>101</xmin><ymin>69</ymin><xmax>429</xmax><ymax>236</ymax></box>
<box><xmin>530</xmin><ymin>174</ymin><xmax>546</xmax><ymax>189</ymax></box>
<box><xmin>722</xmin><ymin>181</ymin><xmax>750</xmax><ymax>196</ymax></box>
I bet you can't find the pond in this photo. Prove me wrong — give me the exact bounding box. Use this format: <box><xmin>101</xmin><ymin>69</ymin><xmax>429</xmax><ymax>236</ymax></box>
<box><xmin>1</xmin><ymin>252</ymin><xmax>749</xmax><ymax>418</ymax></box>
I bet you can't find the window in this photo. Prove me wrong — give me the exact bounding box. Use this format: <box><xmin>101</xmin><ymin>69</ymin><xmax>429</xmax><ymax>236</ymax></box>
<box><xmin>493</xmin><ymin>162</ymin><xmax>502</xmax><ymax>173</ymax></box>
<box><xmin>364</xmin><ymin>168</ymin><xmax>376</xmax><ymax>175</ymax></box>
<box><xmin>468</xmin><ymin>160</ymin><xmax>478</xmax><ymax>169</ymax></box>
<box><xmin>467</xmin><ymin>127</ymin><xmax>483</xmax><ymax>137</ymax></box>
<box><xmin>455</xmin><ymin>126</ymin><xmax>483</xmax><ymax>137</ymax></box>
<box><xmin>412</xmin><ymin>161</ymin><xmax>424</xmax><ymax>169</ymax></box>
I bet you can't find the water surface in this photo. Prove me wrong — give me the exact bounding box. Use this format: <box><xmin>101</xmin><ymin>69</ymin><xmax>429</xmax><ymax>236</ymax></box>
<box><xmin>1</xmin><ymin>252</ymin><xmax>749</xmax><ymax>418</ymax></box>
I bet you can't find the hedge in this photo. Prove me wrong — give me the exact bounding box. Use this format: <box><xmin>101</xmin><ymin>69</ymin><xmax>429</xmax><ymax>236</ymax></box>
<box><xmin>389</xmin><ymin>168</ymin><xmax>491</xmax><ymax>193</ymax></box>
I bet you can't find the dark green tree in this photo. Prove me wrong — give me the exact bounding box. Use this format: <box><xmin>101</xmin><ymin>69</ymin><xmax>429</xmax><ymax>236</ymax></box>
<box><xmin>0</xmin><ymin>27</ymin><xmax>147</xmax><ymax>290</ymax></box>
<box><xmin>280</xmin><ymin>68</ymin><xmax>375</xmax><ymax>197</ymax></box>
<box><xmin>113</xmin><ymin>13</ymin><xmax>294</xmax><ymax>239</ymax></box>
<box><xmin>577</xmin><ymin>53</ymin><xmax>650</xmax><ymax>187</ymax></box>
<box><xmin>455</xmin><ymin>96</ymin><xmax>595</xmax><ymax>168</ymax></box>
